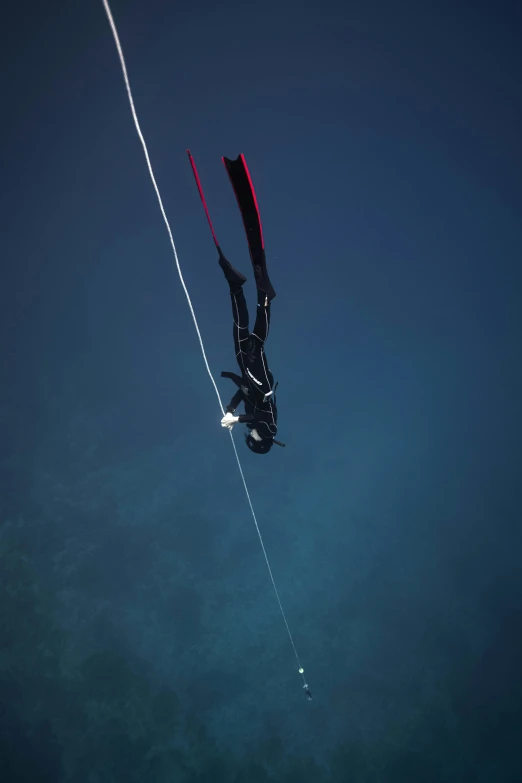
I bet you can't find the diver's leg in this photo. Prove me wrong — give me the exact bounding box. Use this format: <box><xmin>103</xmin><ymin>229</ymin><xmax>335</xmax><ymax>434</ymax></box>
<box><xmin>218</xmin><ymin>246</ymin><xmax>249</xmax><ymax>369</ymax></box>
<box><xmin>230</xmin><ymin>287</ymin><xmax>250</xmax><ymax>369</ymax></box>
<box><xmin>246</xmin><ymin>290</ymin><xmax>274</xmax><ymax>396</ymax></box>
<box><xmin>250</xmin><ymin>289</ymin><xmax>272</xmax><ymax>345</ymax></box>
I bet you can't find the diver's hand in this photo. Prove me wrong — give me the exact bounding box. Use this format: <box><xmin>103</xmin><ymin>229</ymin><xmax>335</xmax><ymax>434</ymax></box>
<box><xmin>221</xmin><ymin>412</ymin><xmax>239</xmax><ymax>430</ymax></box>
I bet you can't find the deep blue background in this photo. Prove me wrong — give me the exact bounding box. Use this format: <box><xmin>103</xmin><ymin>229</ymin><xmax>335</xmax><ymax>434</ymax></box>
<box><xmin>1</xmin><ymin>1</ymin><xmax>521</xmax><ymax>780</ymax></box>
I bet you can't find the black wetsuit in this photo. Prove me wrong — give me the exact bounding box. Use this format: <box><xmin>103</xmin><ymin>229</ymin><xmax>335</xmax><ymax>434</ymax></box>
<box><xmin>216</xmin><ymin>154</ymin><xmax>278</xmax><ymax>445</ymax></box>
<box><xmin>222</xmin><ymin>287</ymin><xmax>278</xmax><ymax>441</ymax></box>
<box><xmin>188</xmin><ymin>149</ymin><xmax>279</xmax><ymax>446</ymax></box>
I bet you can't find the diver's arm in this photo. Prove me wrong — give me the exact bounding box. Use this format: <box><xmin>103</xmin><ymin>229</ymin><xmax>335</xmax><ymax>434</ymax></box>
<box><xmin>237</xmin><ymin>413</ymin><xmax>255</xmax><ymax>423</ymax></box>
<box><xmin>226</xmin><ymin>389</ymin><xmax>244</xmax><ymax>414</ymax></box>
<box><xmin>227</xmin><ymin>390</ymin><xmax>255</xmax><ymax>421</ymax></box>
<box><xmin>221</xmin><ymin>411</ymin><xmax>254</xmax><ymax>430</ymax></box>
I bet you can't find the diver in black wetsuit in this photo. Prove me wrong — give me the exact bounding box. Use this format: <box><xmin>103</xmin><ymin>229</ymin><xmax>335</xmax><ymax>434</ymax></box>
<box><xmin>187</xmin><ymin>150</ymin><xmax>284</xmax><ymax>453</ymax></box>
<box><xmin>215</xmin><ymin>154</ymin><xmax>284</xmax><ymax>455</ymax></box>
<box><xmin>219</xmin><ymin>247</ymin><xmax>283</xmax><ymax>454</ymax></box>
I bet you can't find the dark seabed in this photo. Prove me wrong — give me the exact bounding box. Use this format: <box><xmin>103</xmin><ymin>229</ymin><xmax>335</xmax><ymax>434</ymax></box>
<box><xmin>1</xmin><ymin>0</ymin><xmax>521</xmax><ymax>780</ymax></box>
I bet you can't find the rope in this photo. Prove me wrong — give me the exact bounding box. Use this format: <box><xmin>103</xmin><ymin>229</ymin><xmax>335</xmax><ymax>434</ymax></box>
<box><xmin>101</xmin><ymin>0</ymin><xmax>306</xmax><ymax>688</ymax></box>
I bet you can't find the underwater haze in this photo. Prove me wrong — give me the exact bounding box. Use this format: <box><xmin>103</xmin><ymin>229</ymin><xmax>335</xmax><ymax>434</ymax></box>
<box><xmin>1</xmin><ymin>0</ymin><xmax>522</xmax><ymax>780</ymax></box>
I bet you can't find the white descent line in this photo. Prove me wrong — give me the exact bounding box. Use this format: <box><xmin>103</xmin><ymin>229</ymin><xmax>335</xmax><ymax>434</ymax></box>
<box><xmin>101</xmin><ymin>0</ymin><xmax>307</xmax><ymax>687</ymax></box>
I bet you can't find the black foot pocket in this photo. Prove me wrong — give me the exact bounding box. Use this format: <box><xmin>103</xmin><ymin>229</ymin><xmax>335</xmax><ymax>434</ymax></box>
<box><xmin>218</xmin><ymin>249</ymin><xmax>247</xmax><ymax>288</ymax></box>
<box><xmin>254</xmin><ymin>265</ymin><xmax>276</xmax><ymax>300</ymax></box>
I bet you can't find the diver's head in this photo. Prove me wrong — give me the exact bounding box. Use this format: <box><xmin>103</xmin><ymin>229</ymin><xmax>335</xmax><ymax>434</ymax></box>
<box><xmin>245</xmin><ymin>428</ymin><xmax>273</xmax><ymax>455</ymax></box>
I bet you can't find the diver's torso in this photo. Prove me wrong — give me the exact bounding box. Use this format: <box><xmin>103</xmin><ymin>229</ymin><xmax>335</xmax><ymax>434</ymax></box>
<box><xmin>237</xmin><ymin>345</ymin><xmax>277</xmax><ymax>439</ymax></box>
<box><xmin>243</xmin><ymin>390</ymin><xmax>278</xmax><ymax>439</ymax></box>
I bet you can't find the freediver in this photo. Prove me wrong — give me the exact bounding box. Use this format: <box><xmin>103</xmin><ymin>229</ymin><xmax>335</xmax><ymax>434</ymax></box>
<box><xmin>217</xmin><ymin>155</ymin><xmax>284</xmax><ymax>455</ymax></box>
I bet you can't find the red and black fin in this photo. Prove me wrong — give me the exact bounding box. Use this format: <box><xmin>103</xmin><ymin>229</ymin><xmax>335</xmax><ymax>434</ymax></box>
<box><xmin>223</xmin><ymin>155</ymin><xmax>276</xmax><ymax>300</ymax></box>
<box><xmin>188</xmin><ymin>149</ymin><xmax>247</xmax><ymax>289</ymax></box>
<box><xmin>187</xmin><ymin>149</ymin><xmax>219</xmax><ymax>248</ymax></box>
